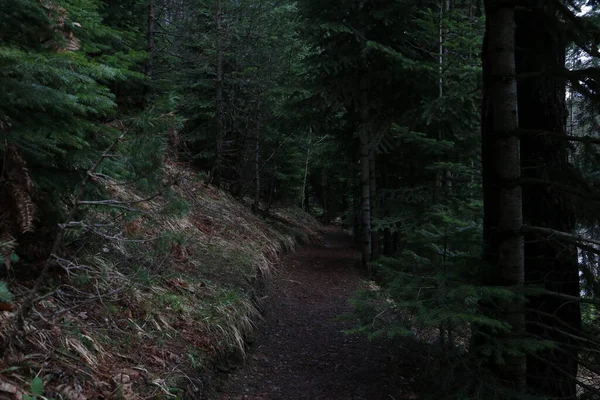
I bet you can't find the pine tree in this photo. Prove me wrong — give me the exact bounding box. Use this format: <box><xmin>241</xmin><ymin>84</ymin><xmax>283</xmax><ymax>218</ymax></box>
<box><xmin>515</xmin><ymin>2</ymin><xmax>582</xmax><ymax>397</ymax></box>
<box><xmin>478</xmin><ymin>0</ymin><xmax>526</xmax><ymax>393</ymax></box>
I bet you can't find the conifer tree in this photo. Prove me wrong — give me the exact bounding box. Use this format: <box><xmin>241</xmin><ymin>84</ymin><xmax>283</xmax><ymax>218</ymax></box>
<box><xmin>480</xmin><ymin>0</ymin><xmax>525</xmax><ymax>391</ymax></box>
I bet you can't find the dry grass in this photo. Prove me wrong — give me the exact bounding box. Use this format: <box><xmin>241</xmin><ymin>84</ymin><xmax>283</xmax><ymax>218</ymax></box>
<box><xmin>0</xmin><ymin>161</ymin><xmax>321</xmax><ymax>399</ymax></box>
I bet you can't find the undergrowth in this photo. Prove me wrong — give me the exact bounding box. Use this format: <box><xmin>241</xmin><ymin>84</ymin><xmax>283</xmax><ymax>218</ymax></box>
<box><xmin>0</xmin><ymin>161</ymin><xmax>320</xmax><ymax>400</ymax></box>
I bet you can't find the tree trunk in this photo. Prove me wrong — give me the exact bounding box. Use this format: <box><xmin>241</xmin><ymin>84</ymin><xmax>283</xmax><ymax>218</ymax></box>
<box><xmin>369</xmin><ymin>148</ymin><xmax>378</xmax><ymax>260</ymax></box>
<box><xmin>266</xmin><ymin>160</ymin><xmax>276</xmax><ymax>212</ymax></box>
<box><xmin>516</xmin><ymin>2</ymin><xmax>581</xmax><ymax>398</ymax></box>
<box><xmin>304</xmin><ymin>185</ymin><xmax>310</xmax><ymax>212</ymax></box>
<box><xmin>353</xmin><ymin>188</ymin><xmax>361</xmax><ymax>249</ymax></box>
<box><xmin>359</xmin><ymin>65</ymin><xmax>372</xmax><ymax>271</ymax></box>
<box><xmin>145</xmin><ymin>1</ymin><xmax>155</xmax><ymax>79</ymax></box>
<box><xmin>210</xmin><ymin>0</ymin><xmax>224</xmax><ymax>187</ymax></box>
<box><xmin>432</xmin><ymin>0</ymin><xmax>447</xmax><ymax>204</ymax></box>
<box><xmin>383</xmin><ymin>228</ymin><xmax>392</xmax><ymax>256</ymax></box>
<box><xmin>301</xmin><ymin>142</ymin><xmax>310</xmax><ymax>211</ymax></box>
<box><xmin>322</xmin><ymin>170</ymin><xmax>329</xmax><ymax>225</ymax></box>
<box><xmin>254</xmin><ymin>118</ymin><xmax>260</xmax><ymax>211</ymax></box>
<box><xmin>143</xmin><ymin>1</ymin><xmax>156</xmax><ymax>105</ymax></box>
<box><xmin>481</xmin><ymin>0</ymin><xmax>525</xmax><ymax>392</ymax></box>
<box><xmin>392</xmin><ymin>229</ymin><xmax>401</xmax><ymax>254</ymax></box>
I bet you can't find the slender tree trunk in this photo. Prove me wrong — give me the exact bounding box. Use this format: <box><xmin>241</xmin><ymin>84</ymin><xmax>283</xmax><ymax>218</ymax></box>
<box><xmin>145</xmin><ymin>1</ymin><xmax>155</xmax><ymax>79</ymax></box>
<box><xmin>433</xmin><ymin>0</ymin><xmax>449</xmax><ymax>204</ymax></box>
<box><xmin>357</xmin><ymin>1</ymin><xmax>371</xmax><ymax>271</ymax></box>
<box><xmin>369</xmin><ymin>148</ymin><xmax>378</xmax><ymax>260</ymax></box>
<box><xmin>143</xmin><ymin>1</ymin><xmax>156</xmax><ymax>105</ymax></box>
<box><xmin>301</xmin><ymin>141</ymin><xmax>310</xmax><ymax>211</ymax></box>
<box><xmin>481</xmin><ymin>0</ymin><xmax>525</xmax><ymax>392</ymax></box>
<box><xmin>353</xmin><ymin>187</ymin><xmax>361</xmax><ymax>249</ymax></box>
<box><xmin>359</xmin><ymin>70</ymin><xmax>372</xmax><ymax>271</ymax></box>
<box><xmin>516</xmin><ymin>2</ymin><xmax>581</xmax><ymax>398</ymax></box>
<box><xmin>322</xmin><ymin>170</ymin><xmax>329</xmax><ymax>224</ymax></box>
<box><xmin>304</xmin><ymin>184</ymin><xmax>310</xmax><ymax>212</ymax></box>
<box><xmin>381</xmin><ymin>159</ymin><xmax>393</xmax><ymax>256</ymax></box>
<box><xmin>383</xmin><ymin>228</ymin><xmax>392</xmax><ymax>256</ymax></box>
<box><xmin>254</xmin><ymin>118</ymin><xmax>261</xmax><ymax>211</ymax></box>
<box><xmin>267</xmin><ymin>160</ymin><xmax>276</xmax><ymax>212</ymax></box>
<box><xmin>437</xmin><ymin>6</ymin><xmax>448</xmax><ymax>344</ymax></box>
<box><xmin>392</xmin><ymin>229</ymin><xmax>401</xmax><ymax>254</ymax></box>
<box><xmin>210</xmin><ymin>0</ymin><xmax>224</xmax><ymax>186</ymax></box>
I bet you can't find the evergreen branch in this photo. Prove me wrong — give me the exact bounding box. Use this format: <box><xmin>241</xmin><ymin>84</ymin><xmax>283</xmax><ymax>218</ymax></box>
<box><xmin>554</xmin><ymin>0</ymin><xmax>600</xmax><ymax>60</ymax></box>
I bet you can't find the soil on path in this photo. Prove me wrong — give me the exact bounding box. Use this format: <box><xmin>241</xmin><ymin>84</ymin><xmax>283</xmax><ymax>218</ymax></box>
<box><xmin>215</xmin><ymin>228</ymin><xmax>416</xmax><ymax>400</ymax></box>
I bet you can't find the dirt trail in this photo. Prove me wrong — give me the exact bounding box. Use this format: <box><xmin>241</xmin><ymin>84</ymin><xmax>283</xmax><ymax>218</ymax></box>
<box><xmin>216</xmin><ymin>228</ymin><xmax>415</xmax><ymax>400</ymax></box>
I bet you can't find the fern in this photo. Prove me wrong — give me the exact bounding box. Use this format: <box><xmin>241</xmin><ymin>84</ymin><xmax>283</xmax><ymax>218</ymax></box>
<box><xmin>0</xmin><ymin>281</ymin><xmax>12</xmax><ymax>303</ymax></box>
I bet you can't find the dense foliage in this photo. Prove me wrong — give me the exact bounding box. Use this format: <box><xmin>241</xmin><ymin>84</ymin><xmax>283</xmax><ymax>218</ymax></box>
<box><xmin>2</xmin><ymin>0</ymin><xmax>600</xmax><ymax>399</ymax></box>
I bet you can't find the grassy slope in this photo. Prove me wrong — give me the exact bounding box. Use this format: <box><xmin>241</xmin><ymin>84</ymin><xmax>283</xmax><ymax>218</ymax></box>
<box><xmin>0</xmin><ymin>161</ymin><xmax>322</xmax><ymax>400</ymax></box>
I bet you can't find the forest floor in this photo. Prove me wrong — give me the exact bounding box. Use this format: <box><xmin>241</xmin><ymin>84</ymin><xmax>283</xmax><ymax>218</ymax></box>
<box><xmin>215</xmin><ymin>227</ymin><xmax>420</xmax><ymax>400</ymax></box>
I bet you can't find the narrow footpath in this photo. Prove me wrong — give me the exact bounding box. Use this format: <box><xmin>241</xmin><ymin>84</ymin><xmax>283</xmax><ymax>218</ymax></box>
<box><xmin>216</xmin><ymin>228</ymin><xmax>417</xmax><ymax>400</ymax></box>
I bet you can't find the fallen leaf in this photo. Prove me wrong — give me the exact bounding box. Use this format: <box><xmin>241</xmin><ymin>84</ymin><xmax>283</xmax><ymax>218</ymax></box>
<box><xmin>0</xmin><ymin>381</ymin><xmax>18</xmax><ymax>394</ymax></box>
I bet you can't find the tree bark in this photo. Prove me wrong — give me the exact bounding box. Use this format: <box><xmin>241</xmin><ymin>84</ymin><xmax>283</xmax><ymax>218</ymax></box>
<box><xmin>301</xmin><ymin>141</ymin><xmax>310</xmax><ymax>211</ymax></box>
<box><xmin>210</xmin><ymin>0</ymin><xmax>224</xmax><ymax>187</ymax></box>
<box><xmin>145</xmin><ymin>1</ymin><xmax>155</xmax><ymax>79</ymax></box>
<box><xmin>369</xmin><ymin>148</ymin><xmax>378</xmax><ymax>260</ymax></box>
<box><xmin>254</xmin><ymin>116</ymin><xmax>261</xmax><ymax>211</ymax></box>
<box><xmin>516</xmin><ymin>2</ymin><xmax>581</xmax><ymax>397</ymax></box>
<box><xmin>359</xmin><ymin>60</ymin><xmax>372</xmax><ymax>271</ymax></box>
<box><xmin>322</xmin><ymin>170</ymin><xmax>329</xmax><ymax>224</ymax></box>
<box><xmin>481</xmin><ymin>0</ymin><xmax>526</xmax><ymax>392</ymax></box>
<box><xmin>353</xmin><ymin>187</ymin><xmax>361</xmax><ymax>249</ymax></box>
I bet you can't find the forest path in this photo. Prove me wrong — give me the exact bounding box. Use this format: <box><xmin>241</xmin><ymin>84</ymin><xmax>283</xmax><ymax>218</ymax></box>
<box><xmin>215</xmin><ymin>227</ymin><xmax>415</xmax><ymax>400</ymax></box>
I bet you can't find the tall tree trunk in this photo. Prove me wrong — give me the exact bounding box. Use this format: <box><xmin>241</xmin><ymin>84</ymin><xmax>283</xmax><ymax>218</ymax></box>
<box><xmin>392</xmin><ymin>230</ymin><xmax>401</xmax><ymax>254</ymax></box>
<box><xmin>143</xmin><ymin>1</ymin><xmax>156</xmax><ymax>105</ymax></box>
<box><xmin>301</xmin><ymin>141</ymin><xmax>310</xmax><ymax>211</ymax></box>
<box><xmin>322</xmin><ymin>170</ymin><xmax>329</xmax><ymax>224</ymax></box>
<box><xmin>481</xmin><ymin>0</ymin><xmax>525</xmax><ymax>392</ymax></box>
<box><xmin>383</xmin><ymin>228</ymin><xmax>392</xmax><ymax>256</ymax></box>
<box><xmin>145</xmin><ymin>1</ymin><xmax>155</xmax><ymax>79</ymax></box>
<box><xmin>210</xmin><ymin>0</ymin><xmax>224</xmax><ymax>187</ymax></box>
<box><xmin>359</xmin><ymin>66</ymin><xmax>372</xmax><ymax>271</ymax></box>
<box><xmin>369</xmin><ymin>148</ymin><xmax>378</xmax><ymax>260</ymax></box>
<box><xmin>516</xmin><ymin>2</ymin><xmax>581</xmax><ymax>397</ymax></box>
<box><xmin>254</xmin><ymin>117</ymin><xmax>261</xmax><ymax>211</ymax></box>
<box><xmin>267</xmin><ymin>159</ymin><xmax>276</xmax><ymax>212</ymax></box>
<box><xmin>433</xmin><ymin>0</ymin><xmax>446</xmax><ymax>204</ymax></box>
<box><xmin>353</xmin><ymin>187</ymin><xmax>361</xmax><ymax>249</ymax></box>
<box><xmin>357</xmin><ymin>1</ymin><xmax>371</xmax><ymax>271</ymax></box>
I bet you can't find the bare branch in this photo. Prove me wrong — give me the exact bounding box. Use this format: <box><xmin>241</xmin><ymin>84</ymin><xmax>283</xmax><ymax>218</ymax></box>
<box><xmin>521</xmin><ymin>225</ymin><xmax>600</xmax><ymax>248</ymax></box>
<box><xmin>518</xmin><ymin>129</ymin><xmax>600</xmax><ymax>146</ymax></box>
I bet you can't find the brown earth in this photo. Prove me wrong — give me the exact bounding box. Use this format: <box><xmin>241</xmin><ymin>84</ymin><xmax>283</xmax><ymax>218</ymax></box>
<box><xmin>215</xmin><ymin>228</ymin><xmax>419</xmax><ymax>400</ymax></box>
